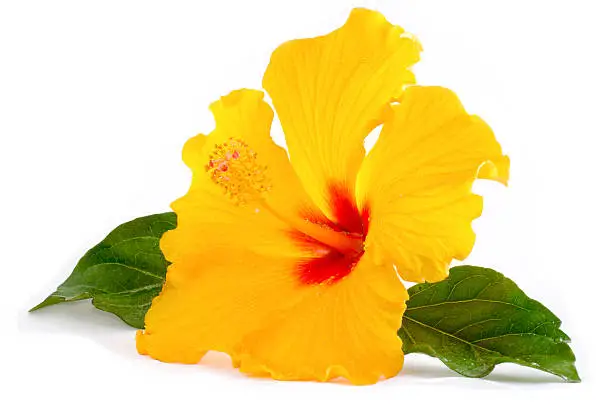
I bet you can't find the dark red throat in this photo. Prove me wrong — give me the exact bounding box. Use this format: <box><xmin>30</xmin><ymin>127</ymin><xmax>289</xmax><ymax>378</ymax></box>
<box><xmin>294</xmin><ymin>184</ymin><xmax>370</xmax><ymax>285</ymax></box>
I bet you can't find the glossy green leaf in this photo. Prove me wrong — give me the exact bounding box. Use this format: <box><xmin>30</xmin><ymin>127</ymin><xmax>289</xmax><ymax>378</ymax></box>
<box><xmin>399</xmin><ymin>265</ymin><xmax>580</xmax><ymax>382</ymax></box>
<box><xmin>30</xmin><ymin>212</ymin><xmax>177</xmax><ymax>328</ymax></box>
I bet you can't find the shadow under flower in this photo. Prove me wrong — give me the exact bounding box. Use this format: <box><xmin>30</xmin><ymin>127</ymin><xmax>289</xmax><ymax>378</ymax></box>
<box><xmin>20</xmin><ymin>303</ymin><xmax>567</xmax><ymax>385</ymax></box>
<box><xmin>19</xmin><ymin>300</ymin><xmax>138</xmax><ymax>358</ymax></box>
<box><xmin>399</xmin><ymin>354</ymin><xmax>565</xmax><ymax>385</ymax></box>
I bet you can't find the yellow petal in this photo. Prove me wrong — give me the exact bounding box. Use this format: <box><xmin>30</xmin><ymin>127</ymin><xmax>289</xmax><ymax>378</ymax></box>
<box><xmin>178</xmin><ymin>88</ymin><xmax>318</xmax><ymax>231</ymax></box>
<box><xmin>236</xmin><ymin>252</ymin><xmax>407</xmax><ymax>385</ymax></box>
<box><xmin>357</xmin><ymin>86</ymin><xmax>510</xmax><ymax>282</ymax></box>
<box><xmin>136</xmin><ymin>89</ymin><xmax>315</xmax><ymax>361</ymax></box>
<box><xmin>137</xmin><ymin>247</ymin><xmax>406</xmax><ymax>385</ymax></box>
<box><xmin>263</xmin><ymin>8</ymin><xmax>421</xmax><ymax>219</ymax></box>
<box><xmin>136</xmin><ymin>243</ymin><xmax>305</xmax><ymax>363</ymax></box>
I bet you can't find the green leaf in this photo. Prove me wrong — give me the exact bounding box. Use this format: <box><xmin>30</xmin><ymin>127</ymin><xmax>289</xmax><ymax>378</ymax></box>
<box><xmin>30</xmin><ymin>212</ymin><xmax>177</xmax><ymax>328</ymax></box>
<box><xmin>399</xmin><ymin>265</ymin><xmax>580</xmax><ymax>382</ymax></box>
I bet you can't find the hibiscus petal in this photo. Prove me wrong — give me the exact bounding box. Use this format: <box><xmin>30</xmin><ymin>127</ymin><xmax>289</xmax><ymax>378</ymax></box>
<box><xmin>178</xmin><ymin>88</ymin><xmax>317</xmax><ymax>230</ymax></box>
<box><xmin>236</xmin><ymin>252</ymin><xmax>407</xmax><ymax>385</ymax></box>
<box><xmin>137</xmin><ymin>248</ymin><xmax>406</xmax><ymax>385</ymax></box>
<box><xmin>136</xmin><ymin>245</ymin><xmax>306</xmax><ymax>363</ymax></box>
<box><xmin>263</xmin><ymin>8</ymin><xmax>421</xmax><ymax>219</ymax></box>
<box><xmin>356</xmin><ymin>86</ymin><xmax>510</xmax><ymax>282</ymax></box>
<box><xmin>136</xmin><ymin>89</ymin><xmax>315</xmax><ymax>362</ymax></box>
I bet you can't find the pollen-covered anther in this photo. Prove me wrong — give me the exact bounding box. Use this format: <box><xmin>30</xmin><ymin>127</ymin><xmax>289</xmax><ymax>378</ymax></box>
<box><xmin>207</xmin><ymin>138</ymin><xmax>271</xmax><ymax>204</ymax></box>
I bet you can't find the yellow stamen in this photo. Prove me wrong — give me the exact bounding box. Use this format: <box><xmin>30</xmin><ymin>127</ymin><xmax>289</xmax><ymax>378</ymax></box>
<box><xmin>207</xmin><ymin>137</ymin><xmax>362</xmax><ymax>254</ymax></box>
<box><xmin>207</xmin><ymin>138</ymin><xmax>271</xmax><ymax>204</ymax></box>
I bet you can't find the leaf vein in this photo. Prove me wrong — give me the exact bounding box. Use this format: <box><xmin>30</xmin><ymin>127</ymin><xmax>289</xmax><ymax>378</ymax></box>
<box><xmin>85</xmin><ymin>262</ymin><xmax>164</xmax><ymax>280</ymax></box>
<box><xmin>406</xmin><ymin>298</ymin><xmax>531</xmax><ymax>312</ymax></box>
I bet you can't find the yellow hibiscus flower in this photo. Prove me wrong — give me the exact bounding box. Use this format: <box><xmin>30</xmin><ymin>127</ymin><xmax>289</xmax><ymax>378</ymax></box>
<box><xmin>136</xmin><ymin>8</ymin><xmax>509</xmax><ymax>385</ymax></box>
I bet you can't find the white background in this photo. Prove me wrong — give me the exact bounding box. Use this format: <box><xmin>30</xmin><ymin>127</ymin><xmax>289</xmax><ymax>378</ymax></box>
<box><xmin>2</xmin><ymin>0</ymin><xmax>611</xmax><ymax>403</ymax></box>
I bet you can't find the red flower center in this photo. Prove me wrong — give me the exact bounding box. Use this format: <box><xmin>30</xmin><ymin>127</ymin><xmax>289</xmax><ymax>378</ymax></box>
<box><xmin>293</xmin><ymin>184</ymin><xmax>370</xmax><ymax>285</ymax></box>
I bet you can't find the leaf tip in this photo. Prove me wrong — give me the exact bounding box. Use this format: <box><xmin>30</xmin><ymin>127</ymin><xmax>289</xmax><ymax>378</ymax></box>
<box><xmin>28</xmin><ymin>294</ymin><xmax>65</xmax><ymax>312</ymax></box>
<box><xmin>563</xmin><ymin>367</ymin><xmax>581</xmax><ymax>383</ymax></box>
